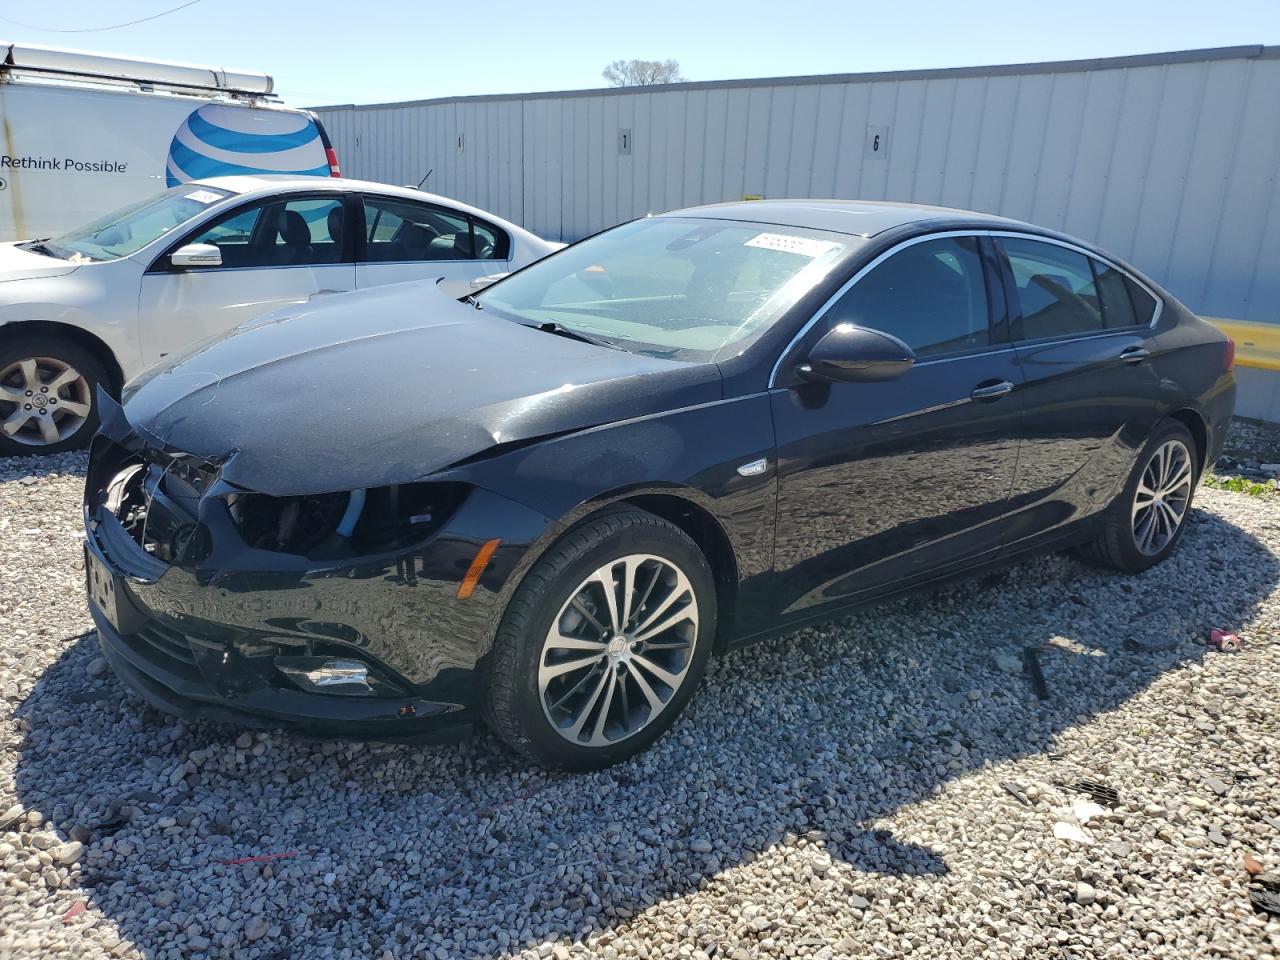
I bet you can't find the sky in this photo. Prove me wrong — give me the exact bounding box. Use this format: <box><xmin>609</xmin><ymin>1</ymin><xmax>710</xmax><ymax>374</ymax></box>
<box><xmin>2</xmin><ymin>0</ymin><xmax>1278</xmax><ymax>107</ymax></box>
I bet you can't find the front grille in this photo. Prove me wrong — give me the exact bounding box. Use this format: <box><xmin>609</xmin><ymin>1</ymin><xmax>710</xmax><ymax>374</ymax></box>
<box><xmin>135</xmin><ymin>621</ymin><xmax>199</xmax><ymax>668</ymax></box>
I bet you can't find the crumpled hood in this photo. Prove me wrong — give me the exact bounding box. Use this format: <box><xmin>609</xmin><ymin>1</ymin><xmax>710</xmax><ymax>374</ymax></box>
<box><xmin>0</xmin><ymin>241</ymin><xmax>81</xmax><ymax>282</ymax></box>
<box><xmin>122</xmin><ymin>282</ymin><xmax>722</xmax><ymax>495</ymax></box>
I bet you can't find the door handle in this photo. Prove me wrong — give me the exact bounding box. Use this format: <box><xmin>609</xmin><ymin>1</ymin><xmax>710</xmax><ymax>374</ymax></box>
<box><xmin>970</xmin><ymin>380</ymin><xmax>1014</xmax><ymax>401</ymax></box>
<box><xmin>1120</xmin><ymin>346</ymin><xmax>1150</xmax><ymax>365</ymax></box>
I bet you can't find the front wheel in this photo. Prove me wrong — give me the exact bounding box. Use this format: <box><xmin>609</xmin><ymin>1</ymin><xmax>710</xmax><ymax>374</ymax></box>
<box><xmin>0</xmin><ymin>335</ymin><xmax>109</xmax><ymax>456</ymax></box>
<box><xmin>483</xmin><ymin>508</ymin><xmax>716</xmax><ymax>770</ymax></box>
<box><xmin>1081</xmin><ymin>419</ymin><xmax>1199</xmax><ymax>573</ymax></box>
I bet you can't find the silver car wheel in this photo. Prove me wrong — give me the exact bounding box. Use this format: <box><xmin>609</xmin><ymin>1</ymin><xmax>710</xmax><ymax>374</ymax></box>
<box><xmin>1131</xmin><ymin>438</ymin><xmax>1193</xmax><ymax>555</ymax></box>
<box><xmin>538</xmin><ymin>553</ymin><xmax>699</xmax><ymax>748</ymax></box>
<box><xmin>0</xmin><ymin>357</ymin><xmax>92</xmax><ymax>446</ymax></box>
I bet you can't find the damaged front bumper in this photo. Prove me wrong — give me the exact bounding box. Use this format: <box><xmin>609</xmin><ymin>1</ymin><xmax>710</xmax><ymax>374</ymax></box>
<box><xmin>83</xmin><ymin>393</ymin><xmax>552</xmax><ymax>742</ymax></box>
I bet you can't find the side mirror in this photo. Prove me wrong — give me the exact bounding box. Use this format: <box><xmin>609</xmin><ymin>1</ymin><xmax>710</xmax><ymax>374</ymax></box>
<box><xmin>797</xmin><ymin>323</ymin><xmax>915</xmax><ymax>383</ymax></box>
<box><xmin>170</xmin><ymin>243</ymin><xmax>222</xmax><ymax>269</ymax></box>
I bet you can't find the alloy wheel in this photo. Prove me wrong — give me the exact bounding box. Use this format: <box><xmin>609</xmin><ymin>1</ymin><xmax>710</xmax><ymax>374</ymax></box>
<box><xmin>0</xmin><ymin>357</ymin><xmax>92</xmax><ymax>446</ymax></box>
<box><xmin>538</xmin><ymin>553</ymin><xmax>699</xmax><ymax>747</ymax></box>
<box><xmin>1131</xmin><ymin>439</ymin><xmax>1193</xmax><ymax>555</ymax></box>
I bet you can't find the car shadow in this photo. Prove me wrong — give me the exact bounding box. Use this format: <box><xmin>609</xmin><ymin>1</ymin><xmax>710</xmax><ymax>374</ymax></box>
<box><xmin>10</xmin><ymin>502</ymin><xmax>1277</xmax><ymax>958</ymax></box>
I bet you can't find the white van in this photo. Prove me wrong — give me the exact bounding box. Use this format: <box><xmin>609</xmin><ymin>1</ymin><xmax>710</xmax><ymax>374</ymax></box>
<box><xmin>0</xmin><ymin>41</ymin><xmax>339</xmax><ymax>242</ymax></box>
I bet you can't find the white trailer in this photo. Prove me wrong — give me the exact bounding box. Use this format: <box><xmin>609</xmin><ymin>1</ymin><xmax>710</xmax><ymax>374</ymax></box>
<box><xmin>0</xmin><ymin>41</ymin><xmax>339</xmax><ymax>241</ymax></box>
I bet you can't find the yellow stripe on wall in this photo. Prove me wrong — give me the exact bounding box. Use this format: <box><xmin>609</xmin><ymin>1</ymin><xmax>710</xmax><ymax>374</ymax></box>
<box><xmin>1207</xmin><ymin>318</ymin><xmax>1280</xmax><ymax>372</ymax></box>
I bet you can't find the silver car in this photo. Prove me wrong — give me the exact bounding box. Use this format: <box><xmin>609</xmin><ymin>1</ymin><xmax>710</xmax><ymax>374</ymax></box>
<box><xmin>0</xmin><ymin>175</ymin><xmax>558</xmax><ymax>454</ymax></box>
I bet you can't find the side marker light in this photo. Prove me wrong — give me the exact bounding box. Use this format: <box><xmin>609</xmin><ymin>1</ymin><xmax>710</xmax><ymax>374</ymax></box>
<box><xmin>457</xmin><ymin>538</ymin><xmax>502</xmax><ymax>599</ymax></box>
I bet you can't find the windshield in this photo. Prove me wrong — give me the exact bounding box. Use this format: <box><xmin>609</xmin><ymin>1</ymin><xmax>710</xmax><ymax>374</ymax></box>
<box><xmin>43</xmin><ymin>184</ymin><xmax>235</xmax><ymax>262</ymax></box>
<box><xmin>476</xmin><ymin>217</ymin><xmax>856</xmax><ymax>361</ymax></box>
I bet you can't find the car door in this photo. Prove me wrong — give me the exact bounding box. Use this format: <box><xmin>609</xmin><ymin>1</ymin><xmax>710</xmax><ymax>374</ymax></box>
<box><xmin>769</xmin><ymin>233</ymin><xmax>1025</xmax><ymax>621</ymax></box>
<box><xmin>992</xmin><ymin>235</ymin><xmax>1162</xmax><ymax>549</ymax></box>
<box><xmin>137</xmin><ymin>193</ymin><xmax>356</xmax><ymax>363</ymax></box>
<box><xmin>355</xmin><ymin>194</ymin><xmax>511</xmax><ymax>298</ymax></box>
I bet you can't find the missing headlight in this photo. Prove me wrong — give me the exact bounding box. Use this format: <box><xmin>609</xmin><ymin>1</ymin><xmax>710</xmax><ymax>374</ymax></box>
<box><xmin>349</xmin><ymin>483</ymin><xmax>468</xmax><ymax>552</ymax></box>
<box><xmin>105</xmin><ymin>460</ymin><xmax>148</xmax><ymax>546</ymax></box>
<box><xmin>227</xmin><ymin>490</ymin><xmax>349</xmax><ymax>556</ymax></box>
<box><xmin>226</xmin><ymin>483</ymin><xmax>469</xmax><ymax>559</ymax></box>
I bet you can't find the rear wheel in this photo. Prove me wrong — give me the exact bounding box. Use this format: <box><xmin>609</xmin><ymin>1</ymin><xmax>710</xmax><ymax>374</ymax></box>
<box><xmin>0</xmin><ymin>335</ymin><xmax>109</xmax><ymax>456</ymax></box>
<box><xmin>483</xmin><ymin>508</ymin><xmax>716</xmax><ymax>770</ymax></box>
<box><xmin>1081</xmin><ymin>419</ymin><xmax>1199</xmax><ymax>573</ymax></box>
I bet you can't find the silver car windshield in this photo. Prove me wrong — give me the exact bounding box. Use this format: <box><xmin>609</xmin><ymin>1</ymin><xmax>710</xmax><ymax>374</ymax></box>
<box><xmin>43</xmin><ymin>184</ymin><xmax>235</xmax><ymax>262</ymax></box>
<box><xmin>477</xmin><ymin>217</ymin><xmax>856</xmax><ymax>361</ymax></box>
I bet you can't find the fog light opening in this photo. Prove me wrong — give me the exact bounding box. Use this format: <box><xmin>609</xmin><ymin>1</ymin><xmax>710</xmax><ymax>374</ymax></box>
<box><xmin>275</xmin><ymin>656</ymin><xmax>372</xmax><ymax>695</ymax></box>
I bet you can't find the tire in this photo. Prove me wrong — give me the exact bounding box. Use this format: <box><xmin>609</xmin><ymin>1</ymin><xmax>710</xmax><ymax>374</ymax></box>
<box><xmin>482</xmin><ymin>507</ymin><xmax>717</xmax><ymax>770</ymax></box>
<box><xmin>1080</xmin><ymin>418</ymin><xmax>1199</xmax><ymax>573</ymax></box>
<box><xmin>0</xmin><ymin>335</ymin><xmax>110</xmax><ymax>456</ymax></box>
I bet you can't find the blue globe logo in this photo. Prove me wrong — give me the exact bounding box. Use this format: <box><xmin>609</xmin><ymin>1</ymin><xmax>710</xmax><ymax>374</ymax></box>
<box><xmin>166</xmin><ymin>103</ymin><xmax>328</xmax><ymax>186</ymax></box>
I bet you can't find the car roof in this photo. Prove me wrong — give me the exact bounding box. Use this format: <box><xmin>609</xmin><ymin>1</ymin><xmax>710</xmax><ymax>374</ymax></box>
<box><xmin>660</xmin><ymin>198</ymin><xmax>1033</xmax><ymax>238</ymax></box>
<box><xmin>185</xmin><ymin>174</ymin><xmax>530</xmax><ymax>233</ymax></box>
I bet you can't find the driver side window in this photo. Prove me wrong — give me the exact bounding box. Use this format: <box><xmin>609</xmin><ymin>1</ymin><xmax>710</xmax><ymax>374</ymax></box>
<box><xmin>826</xmin><ymin>236</ymin><xmax>992</xmax><ymax>357</ymax></box>
<box><xmin>182</xmin><ymin>197</ymin><xmax>347</xmax><ymax>269</ymax></box>
<box><xmin>186</xmin><ymin>205</ymin><xmax>264</xmax><ymax>267</ymax></box>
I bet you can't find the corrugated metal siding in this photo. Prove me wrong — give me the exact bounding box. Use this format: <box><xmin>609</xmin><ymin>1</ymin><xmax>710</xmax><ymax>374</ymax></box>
<box><xmin>314</xmin><ymin>46</ymin><xmax>1280</xmax><ymax>324</ymax></box>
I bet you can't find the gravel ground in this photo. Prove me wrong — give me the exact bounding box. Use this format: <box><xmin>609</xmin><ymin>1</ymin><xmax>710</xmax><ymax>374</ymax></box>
<box><xmin>1</xmin><ymin>450</ymin><xmax>1278</xmax><ymax>960</ymax></box>
<box><xmin>1223</xmin><ymin>418</ymin><xmax>1280</xmax><ymax>466</ymax></box>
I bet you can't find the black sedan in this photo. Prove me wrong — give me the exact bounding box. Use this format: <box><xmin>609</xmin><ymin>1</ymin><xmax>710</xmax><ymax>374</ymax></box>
<box><xmin>83</xmin><ymin>200</ymin><xmax>1237</xmax><ymax>769</ymax></box>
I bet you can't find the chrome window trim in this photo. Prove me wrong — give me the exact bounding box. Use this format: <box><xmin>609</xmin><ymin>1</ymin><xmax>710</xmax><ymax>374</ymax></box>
<box><xmin>143</xmin><ymin>262</ymin><xmax>355</xmax><ymax>276</ymax></box>
<box><xmin>358</xmin><ymin>257</ymin><xmax>493</xmax><ymax>267</ymax></box>
<box><xmin>1009</xmin><ymin>328</ymin><xmax>1152</xmax><ymax>350</ymax></box>
<box><xmin>768</xmin><ymin>229</ymin><xmax>1164</xmax><ymax>388</ymax></box>
<box><xmin>913</xmin><ymin>346</ymin><xmax>1016</xmax><ymax>367</ymax></box>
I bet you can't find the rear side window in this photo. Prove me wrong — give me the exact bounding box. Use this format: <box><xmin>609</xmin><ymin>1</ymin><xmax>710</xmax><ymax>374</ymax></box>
<box><xmin>1125</xmin><ymin>276</ymin><xmax>1159</xmax><ymax>325</ymax></box>
<box><xmin>1092</xmin><ymin>259</ymin><xmax>1139</xmax><ymax>328</ymax></box>
<box><xmin>471</xmin><ymin>220</ymin><xmax>504</xmax><ymax>260</ymax></box>
<box><xmin>362</xmin><ymin>197</ymin><xmax>509</xmax><ymax>262</ymax></box>
<box><xmin>827</xmin><ymin>236</ymin><xmax>991</xmax><ymax>356</ymax></box>
<box><xmin>1000</xmin><ymin>238</ymin><xmax>1104</xmax><ymax>340</ymax></box>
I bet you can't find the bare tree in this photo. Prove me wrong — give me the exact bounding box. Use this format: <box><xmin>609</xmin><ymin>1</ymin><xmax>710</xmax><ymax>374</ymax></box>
<box><xmin>602</xmin><ymin>59</ymin><xmax>686</xmax><ymax>87</ymax></box>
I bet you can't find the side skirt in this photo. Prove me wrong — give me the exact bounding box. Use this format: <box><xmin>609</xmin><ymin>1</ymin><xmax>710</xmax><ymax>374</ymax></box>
<box><xmin>722</xmin><ymin>525</ymin><xmax>1100</xmax><ymax>652</ymax></box>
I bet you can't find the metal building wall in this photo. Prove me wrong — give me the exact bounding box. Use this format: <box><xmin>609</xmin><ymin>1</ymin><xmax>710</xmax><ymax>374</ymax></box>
<box><xmin>314</xmin><ymin>45</ymin><xmax>1280</xmax><ymax>326</ymax></box>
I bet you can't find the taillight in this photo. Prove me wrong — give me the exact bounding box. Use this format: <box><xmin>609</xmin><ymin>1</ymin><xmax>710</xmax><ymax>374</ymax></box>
<box><xmin>1224</xmin><ymin>336</ymin><xmax>1236</xmax><ymax>371</ymax></box>
<box><xmin>325</xmin><ymin>147</ymin><xmax>341</xmax><ymax>178</ymax></box>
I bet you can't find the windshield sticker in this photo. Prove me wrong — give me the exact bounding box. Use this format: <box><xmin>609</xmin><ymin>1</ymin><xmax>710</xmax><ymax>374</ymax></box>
<box><xmin>184</xmin><ymin>189</ymin><xmax>223</xmax><ymax>205</ymax></box>
<box><xmin>745</xmin><ymin>233</ymin><xmax>840</xmax><ymax>258</ymax></box>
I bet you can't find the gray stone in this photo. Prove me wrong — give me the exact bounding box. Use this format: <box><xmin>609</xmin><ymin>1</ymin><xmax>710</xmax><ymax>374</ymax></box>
<box><xmin>54</xmin><ymin>841</ymin><xmax>85</xmax><ymax>865</ymax></box>
<box><xmin>994</xmin><ymin>654</ymin><xmax>1023</xmax><ymax>675</ymax></box>
<box><xmin>1</xmin><ymin>456</ymin><xmax>1278</xmax><ymax>960</ymax></box>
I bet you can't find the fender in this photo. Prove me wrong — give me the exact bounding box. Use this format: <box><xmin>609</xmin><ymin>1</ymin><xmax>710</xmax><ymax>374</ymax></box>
<box><xmin>443</xmin><ymin>393</ymin><xmax>781</xmax><ymax>648</ymax></box>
